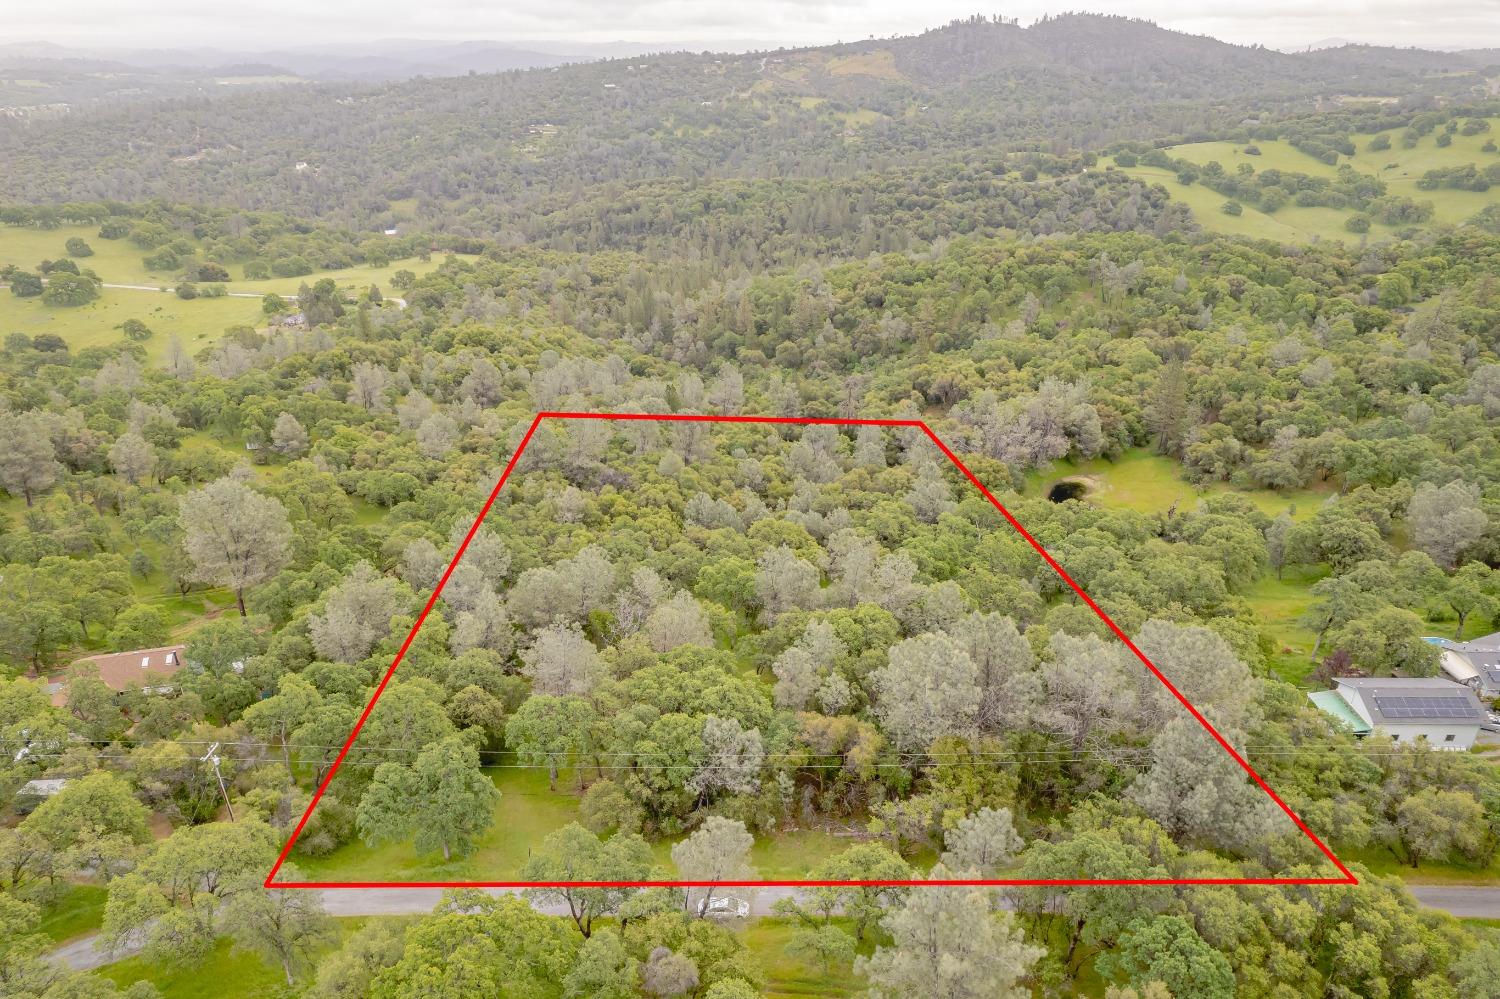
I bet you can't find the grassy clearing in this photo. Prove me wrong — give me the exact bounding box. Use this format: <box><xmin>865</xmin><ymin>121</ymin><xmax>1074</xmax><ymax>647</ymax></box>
<box><xmin>824</xmin><ymin>50</ymin><xmax>904</xmax><ymax>81</ymax></box>
<box><xmin>297</xmin><ymin>761</ymin><xmax>583</xmax><ymax>882</ymax></box>
<box><xmin>1024</xmin><ymin>448</ymin><xmax>1344</xmax><ymax>686</ymax></box>
<box><xmin>836</xmin><ymin>109</ymin><xmax>886</xmax><ymax>129</ymax></box>
<box><xmin>1355</xmin><ymin>123</ymin><xmax>1500</xmax><ymax>225</ymax></box>
<box><xmin>1163</xmin><ymin>138</ymin><xmax>1342</xmax><ymax>178</ymax></box>
<box><xmin>1026</xmin><ymin>447</ymin><xmax>1328</xmax><ymax>520</ymax></box>
<box><xmin>1</xmin><ymin>225</ymin><xmax>172</xmax><ymax>286</ymax></box>
<box><xmin>101</xmin><ymin>940</ymin><xmax>287</xmax><ymax>998</ymax></box>
<box><xmin>97</xmin><ymin>917</ymin><xmax>382</xmax><ymax>998</ymax></box>
<box><xmin>743</xmin><ymin>917</ymin><xmax>872</xmax><ymax>998</ymax></box>
<box><xmin>230</xmin><ymin>258</ymin><xmax>446</xmax><ymax>299</ymax></box>
<box><xmin>1245</xmin><ymin>568</ymin><xmax>1326</xmax><ymax>686</ymax></box>
<box><xmin>0</xmin><ymin>224</ymin><xmax>444</xmax><ymax>294</ymax></box>
<box><xmin>35</xmin><ymin>883</ymin><xmax>109</xmax><ymax>944</ymax></box>
<box><xmin>1117</xmin><ymin>165</ymin><xmax>1318</xmax><ymax>241</ymax></box>
<box><xmin>0</xmin><ymin>287</ymin><xmax>262</xmax><ymax>364</ymax></box>
<box><xmin>299</xmin><ymin>759</ymin><xmax>864</xmax><ymax>883</ymax></box>
<box><xmin>0</xmin><ymin>223</ymin><xmax>452</xmax><ymax>364</ymax></box>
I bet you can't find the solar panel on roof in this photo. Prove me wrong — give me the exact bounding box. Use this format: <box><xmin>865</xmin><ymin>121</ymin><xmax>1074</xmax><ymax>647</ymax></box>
<box><xmin>1372</xmin><ymin>695</ymin><xmax>1479</xmax><ymax>720</ymax></box>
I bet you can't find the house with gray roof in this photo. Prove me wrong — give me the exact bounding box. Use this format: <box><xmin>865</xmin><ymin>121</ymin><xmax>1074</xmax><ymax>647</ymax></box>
<box><xmin>1433</xmin><ymin>631</ymin><xmax>1500</xmax><ymax>699</ymax></box>
<box><xmin>1309</xmin><ymin>676</ymin><xmax>1485</xmax><ymax>751</ymax></box>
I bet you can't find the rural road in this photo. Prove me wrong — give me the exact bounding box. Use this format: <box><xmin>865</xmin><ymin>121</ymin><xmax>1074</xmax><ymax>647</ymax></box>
<box><xmin>101</xmin><ymin>282</ymin><xmax>269</xmax><ymax>299</ymax></box>
<box><xmin>1406</xmin><ymin>885</ymin><xmax>1500</xmax><ymax>918</ymax></box>
<box><xmin>51</xmin><ymin>883</ymin><xmax>1500</xmax><ymax>971</ymax></box>
<box><xmin>50</xmin><ymin>886</ymin><xmax>804</xmax><ymax>971</ymax></box>
<box><xmin>99</xmin><ymin>283</ymin><xmax>408</xmax><ymax>308</ymax></box>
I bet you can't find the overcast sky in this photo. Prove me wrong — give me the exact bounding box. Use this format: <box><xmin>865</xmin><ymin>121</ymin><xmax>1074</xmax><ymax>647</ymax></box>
<box><xmin>10</xmin><ymin>1</ymin><xmax>1500</xmax><ymax>53</ymax></box>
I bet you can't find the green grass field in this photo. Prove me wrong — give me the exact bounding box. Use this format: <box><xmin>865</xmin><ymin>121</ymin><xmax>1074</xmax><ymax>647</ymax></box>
<box><xmin>1</xmin><ymin>225</ymin><xmax>179</xmax><ymax>286</ymax></box>
<box><xmin>0</xmin><ymin>224</ymin><xmax>444</xmax><ymax>295</ymax></box>
<box><xmin>743</xmin><ymin>917</ymin><xmax>872</xmax><ymax>998</ymax></box>
<box><xmin>100</xmin><ymin>939</ymin><xmax>289</xmax><ymax>999</ymax></box>
<box><xmin>97</xmin><ymin>917</ymin><xmax>386</xmax><ymax>998</ymax></box>
<box><xmin>1026</xmin><ymin>447</ymin><xmax>1329</xmax><ymax>520</ymax></box>
<box><xmin>1118</xmin><ymin>119</ymin><xmax>1500</xmax><ymax>242</ymax></box>
<box><xmin>299</xmin><ymin>762</ymin><xmax>585</xmax><ymax>882</ymax></box>
<box><xmin>0</xmin><ymin>224</ymin><xmax>451</xmax><ymax>364</ymax></box>
<box><xmin>0</xmin><ymin>287</ymin><xmax>263</xmax><ymax>363</ymax></box>
<box><xmin>35</xmin><ymin>884</ymin><xmax>109</xmax><ymax>944</ymax></box>
<box><xmin>1246</xmin><ymin>568</ymin><xmax>1327</xmax><ymax>686</ymax></box>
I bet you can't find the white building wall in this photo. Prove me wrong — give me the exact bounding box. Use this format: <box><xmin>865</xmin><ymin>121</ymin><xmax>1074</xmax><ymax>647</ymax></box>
<box><xmin>1378</xmin><ymin>723</ymin><xmax>1479</xmax><ymax>751</ymax></box>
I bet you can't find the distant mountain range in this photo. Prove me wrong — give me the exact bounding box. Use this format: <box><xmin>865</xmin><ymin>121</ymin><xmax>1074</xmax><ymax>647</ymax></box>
<box><xmin>2</xmin><ymin>14</ymin><xmax>1497</xmax><ymax>229</ymax></box>
<box><xmin>0</xmin><ymin>36</ymin><xmax>786</xmax><ymax>83</ymax></box>
<box><xmin>4</xmin><ymin>24</ymin><xmax>1499</xmax><ymax>86</ymax></box>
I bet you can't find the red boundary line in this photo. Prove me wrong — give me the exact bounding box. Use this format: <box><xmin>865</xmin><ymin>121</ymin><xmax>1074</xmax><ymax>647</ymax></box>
<box><xmin>265</xmin><ymin>412</ymin><xmax>1357</xmax><ymax>890</ymax></box>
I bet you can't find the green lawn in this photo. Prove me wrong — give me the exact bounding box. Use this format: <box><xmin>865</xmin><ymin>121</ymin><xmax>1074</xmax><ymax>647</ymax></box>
<box><xmin>743</xmin><ymin>917</ymin><xmax>871</xmax><ymax>998</ymax></box>
<box><xmin>300</xmin><ymin>760</ymin><xmax>865</xmax><ymax>883</ymax></box>
<box><xmin>101</xmin><ymin>939</ymin><xmax>289</xmax><ymax>999</ymax></box>
<box><xmin>97</xmin><ymin>917</ymin><xmax>384</xmax><ymax>998</ymax></box>
<box><xmin>35</xmin><ymin>883</ymin><xmax>109</xmax><ymax>944</ymax></box>
<box><xmin>299</xmin><ymin>762</ymin><xmax>584</xmax><ymax>882</ymax></box>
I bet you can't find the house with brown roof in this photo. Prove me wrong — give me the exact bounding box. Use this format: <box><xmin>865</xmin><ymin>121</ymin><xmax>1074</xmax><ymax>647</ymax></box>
<box><xmin>49</xmin><ymin>644</ymin><xmax>187</xmax><ymax>707</ymax></box>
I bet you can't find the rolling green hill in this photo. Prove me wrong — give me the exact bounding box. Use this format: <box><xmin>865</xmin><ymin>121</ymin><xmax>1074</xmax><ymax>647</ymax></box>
<box><xmin>1120</xmin><ymin>117</ymin><xmax>1500</xmax><ymax>241</ymax></box>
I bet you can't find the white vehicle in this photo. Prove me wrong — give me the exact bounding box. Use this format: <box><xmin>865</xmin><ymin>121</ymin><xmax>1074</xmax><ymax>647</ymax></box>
<box><xmin>700</xmin><ymin>895</ymin><xmax>750</xmax><ymax>919</ymax></box>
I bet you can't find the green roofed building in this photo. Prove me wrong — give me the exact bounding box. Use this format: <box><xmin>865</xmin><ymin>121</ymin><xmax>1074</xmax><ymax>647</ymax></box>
<box><xmin>1307</xmin><ymin>689</ymin><xmax>1372</xmax><ymax>737</ymax></box>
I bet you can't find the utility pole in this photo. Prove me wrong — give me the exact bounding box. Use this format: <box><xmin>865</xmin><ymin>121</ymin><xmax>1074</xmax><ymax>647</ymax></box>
<box><xmin>200</xmin><ymin>742</ymin><xmax>235</xmax><ymax>821</ymax></box>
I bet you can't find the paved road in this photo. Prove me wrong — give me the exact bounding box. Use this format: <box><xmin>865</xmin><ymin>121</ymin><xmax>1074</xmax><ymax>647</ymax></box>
<box><xmin>1407</xmin><ymin>885</ymin><xmax>1500</xmax><ymax>917</ymax></box>
<box><xmin>51</xmin><ymin>886</ymin><xmax>801</xmax><ymax>970</ymax></box>
<box><xmin>54</xmin><ymin>883</ymin><xmax>1500</xmax><ymax>970</ymax></box>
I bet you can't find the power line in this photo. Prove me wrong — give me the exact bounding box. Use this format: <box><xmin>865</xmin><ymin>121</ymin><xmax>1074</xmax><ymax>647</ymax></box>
<box><xmin>3</xmin><ymin>747</ymin><xmax>1469</xmax><ymax>768</ymax></box>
